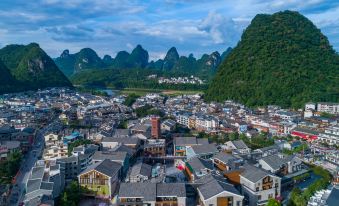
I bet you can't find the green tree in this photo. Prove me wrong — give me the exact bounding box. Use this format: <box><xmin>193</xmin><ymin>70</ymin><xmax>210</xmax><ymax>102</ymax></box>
<box><xmin>267</xmin><ymin>199</ymin><xmax>281</xmax><ymax>206</ymax></box>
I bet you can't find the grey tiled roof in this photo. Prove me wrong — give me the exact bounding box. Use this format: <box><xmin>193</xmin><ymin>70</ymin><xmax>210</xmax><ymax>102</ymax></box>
<box><xmin>102</xmin><ymin>137</ymin><xmax>139</xmax><ymax>145</ymax></box>
<box><xmin>198</xmin><ymin>178</ymin><xmax>241</xmax><ymax>200</ymax></box>
<box><xmin>232</xmin><ymin>140</ymin><xmax>248</xmax><ymax>149</ymax></box>
<box><xmin>30</xmin><ymin>166</ymin><xmax>45</xmax><ymax>179</ymax></box>
<box><xmin>174</xmin><ymin>137</ymin><xmax>197</xmax><ymax>146</ymax></box>
<box><xmin>93</xmin><ymin>151</ymin><xmax>127</xmax><ymax>163</ymax></box>
<box><xmin>80</xmin><ymin>159</ymin><xmax>122</xmax><ymax>178</ymax></box>
<box><xmin>241</xmin><ymin>164</ymin><xmax>274</xmax><ymax>183</ymax></box>
<box><xmin>119</xmin><ymin>183</ymin><xmax>157</xmax><ymax>201</ymax></box>
<box><xmin>130</xmin><ymin>162</ymin><xmax>152</xmax><ymax>177</ymax></box>
<box><xmin>213</xmin><ymin>152</ymin><xmax>238</xmax><ymax>163</ymax></box>
<box><xmin>157</xmin><ymin>183</ymin><xmax>186</xmax><ymax>197</ymax></box>
<box><xmin>187</xmin><ymin>157</ymin><xmax>213</xmax><ymax>171</ymax></box>
<box><xmin>26</xmin><ymin>179</ymin><xmax>41</xmax><ymax>193</ymax></box>
<box><xmin>40</xmin><ymin>182</ymin><xmax>53</xmax><ymax>190</ymax></box>
<box><xmin>259</xmin><ymin>154</ymin><xmax>287</xmax><ymax>170</ymax></box>
<box><xmin>191</xmin><ymin>144</ymin><xmax>218</xmax><ymax>155</ymax></box>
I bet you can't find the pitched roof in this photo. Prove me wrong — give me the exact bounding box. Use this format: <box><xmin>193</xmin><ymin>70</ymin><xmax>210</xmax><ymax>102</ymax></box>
<box><xmin>232</xmin><ymin>140</ymin><xmax>248</xmax><ymax>149</ymax></box>
<box><xmin>174</xmin><ymin>137</ymin><xmax>197</xmax><ymax>146</ymax></box>
<box><xmin>130</xmin><ymin>162</ymin><xmax>152</xmax><ymax>177</ymax></box>
<box><xmin>119</xmin><ymin>183</ymin><xmax>157</xmax><ymax>201</ymax></box>
<box><xmin>92</xmin><ymin>151</ymin><xmax>127</xmax><ymax>163</ymax></box>
<box><xmin>259</xmin><ymin>154</ymin><xmax>289</xmax><ymax>170</ymax></box>
<box><xmin>80</xmin><ymin>159</ymin><xmax>121</xmax><ymax>178</ymax></box>
<box><xmin>187</xmin><ymin>157</ymin><xmax>213</xmax><ymax>171</ymax></box>
<box><xmin>198</xmin><ymin>177</ymin><xmax>241</xmax><ymax>200</ymax></box>
<box><xmin>191</xmin><ymin>144</ymin><xmax>218</xmax><ymax>155</ymax></box>
<box><xmin>213</xmin><ymin>152</ymin><xmax>238</xmax><ymax>163</ymax></box>
<box><xmin>241</xmin><ymin>164</ymin><xmax>276</xmax><ymax>183</ymax></box>
<box><xmin>157</xmin><ymin>183</ymin><xmax>186</xmax><ymax>197</ymax></box>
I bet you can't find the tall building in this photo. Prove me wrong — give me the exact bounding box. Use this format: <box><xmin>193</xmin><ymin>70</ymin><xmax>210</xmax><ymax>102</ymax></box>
<box><xmin>151</xmin><ymin>116</ymin><xmax>161</xmax><ymax>138</ymax></box>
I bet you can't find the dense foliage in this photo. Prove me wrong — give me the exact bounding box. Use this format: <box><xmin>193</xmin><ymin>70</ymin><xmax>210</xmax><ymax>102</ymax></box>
<box><xmin>0</xmin><ymin>43</ymin><xmax>72</xmax><ymax>94</ymax></box>
<box><xmin>288</xmin><ymin>165</ymin><xmax>331</xmax><ymax>206</ymax></box>
<box><xmin>124</xmin><ymin>93</ymin><xmax>140</xmax><ymax>106</ymax></box>
<box><xmin>58</xmin><ymin>181</ymin><xmax>89</xmax><ymax>206</ymax></box>
<box><xmin>0</xmin><ymin>151</ymin><xmax>22</xmax><ymax>184</ymax></box>
<box><xmin>206</xmin><ymin>11</ymin><xmax>339</xmax><ymax>108</ymax></box>
<box><xmin>71</xmin><ymin>68</ymin><xmax>208</xmax><ymax>91</ymax></box>
<box><xmin>135</xmin><ymin>104</ymin><xmax>165</xmax><ymax>118</ymax></box>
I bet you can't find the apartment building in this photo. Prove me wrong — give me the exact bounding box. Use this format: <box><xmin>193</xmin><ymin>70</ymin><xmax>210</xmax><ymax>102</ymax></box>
<box><xmin>240</xmin><ymin>165</ymin><xmax>281</xmax><ymax>206</ymax></box>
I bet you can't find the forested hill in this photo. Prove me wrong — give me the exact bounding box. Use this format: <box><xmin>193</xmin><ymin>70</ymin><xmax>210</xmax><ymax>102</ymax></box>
<box><xmin>0</xmin><ymin>43</ymin><xmax>72</xmax><ymax>94</ymax></box>
<box><xmin>205</xmin><ymin>10</ymin><xmax>339</xmax><ymax>108</ymax></box>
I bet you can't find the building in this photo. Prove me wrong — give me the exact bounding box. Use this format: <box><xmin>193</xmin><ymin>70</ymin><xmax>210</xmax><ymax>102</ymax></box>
<box><xmin>174</xmin><ymin>136</ymin><xmax>208</xmax><ymax>157</ymax></box>
<box><xmin>317</xmin><ymin>102</ymin><xmax>339</xmax><ymax>114</ymax></box>
<box><xmin>151</xmin><ymin>116</ymin><xmax>161</xmax><ymax>139</ymax></box>
<box><xmin>305</xmin><ymin>102</ymin><xmax>316</xmax><ymax>111</ymax></box>
<box><xmin>197</xmin><ymin>175</ymin><xmax>244</xmax><ymax>206</ymax></box>
<box><xmin>101</xmin><ymin>137</ymin><xmax>140</xmax><ymax>149</ymax></box>
<box><xmin>24</xmin><ymin>160</ymin><xmax>63</xmax><ymax>205</ymax></box>
<box><xmin>161</xmin><ymin>119</ymin><xmax>176</xmax><ymax>132</ymax></box>
<box><xmin>240</xmin><ymin>165</ymin><xmax>281</xmax><ymax>206</ymax></box>
<box><xmin>78</xmin><ymin>159</ymin><xmax>122</xmax><ymax>199</ymax></box>
<box><xmin>291</xmin><ymin>127</ymin><xmax>319</xmax><ymax>141</ymax></box>
<box><xmin>144</xmin><ymin>139</ymin><xmax>166</xmax><ymax>157</ymax></box>
<box><xmin>224</xmin><ymin>140</ymin><xmax>251</xmax><ymax>154</ymax></box>
<box><xmin>318</xmin><ymin>126</ymin><xmax>339</xmax><ymax>145</ymax></box>
<box><xmin>258</xmin><ymin>154</ymin><xmax>303</xmax><ymax>175</ymax></box>
<box><xmin>213</xmin><ymin>152</ymin><xmax>244</xmax><ymax>172</ymax></box>
<box><xmin>118</xmin><ymin>182</ymin><xmax>186</xmax><ymax>206</ymax></box>
<box><xmin>185</xmin><ymin>156</ymin><xmax>214</xmax><ymax>182</ymax></box>
<box><xmin>128</xmin><ymin>162</ymin><xmax>152</xmax><ymax>183</ymax></box>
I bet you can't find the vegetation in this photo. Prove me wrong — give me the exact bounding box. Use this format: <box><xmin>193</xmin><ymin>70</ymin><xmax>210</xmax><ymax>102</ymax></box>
<box><xmin>67</xmin><ymin>139</ymin><xmax>92</xmax><ymax>156</ymax></box>
<box><xmin>319</xmin><ymin>112</ymin><xmax>335</xmax><ymax>118</ymax></box>
<box><xmin>0</xmin><ymin>151</ymin><xmax>22</xmax><ymax>184</ymax></box>
<box><xmin>0</xmin><ymin>43</ymin><xmax>72</xmax><ymax>94</ymax></box>
<box><xmin>288</xmin><ymin>165</ymin><xmax>331</xmax><ymax>206</ymax></box>
<box><xmin>283</xmin><ymin>143</ymin><xmax>308</xmax><ymax>155</ymax></box>
<box><xmin>124</xmin><ymin>93</ymin><xmax>140</xmax><ymax>106</ymax></box>
<box><xmin>267</xmin><ymin>199</ymin><xmax>281</xmax><ymax>206</ymax></box>
<box><xmin>239</xmin><ymin>133</ymin><xmax>274</xmax><ymax>149</ymax></box>
<box><xmin>206</xmin><ymin>10</ymin><xmax>339</xmax><ymax>108</ymax></box>
<box><xmin>135</xmin><ymin>104</ymin><xmax>165</xmax><ymax>118</ymax></box>
<box><xmin>71</xmin><ymin>67</ymin><xmax>208</xmax><ymax>91</ymax></box>
<box><xmin>58</xmin><ymin>181</ymin><xmax>90</xmax><ymax>206</ymax></box>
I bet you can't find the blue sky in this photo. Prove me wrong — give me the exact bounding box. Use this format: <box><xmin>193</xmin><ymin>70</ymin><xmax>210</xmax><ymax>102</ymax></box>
<box><xmin>0</xmin><ymin>0</ymin><xmax>338</xmax><ymax>60</ymax></box>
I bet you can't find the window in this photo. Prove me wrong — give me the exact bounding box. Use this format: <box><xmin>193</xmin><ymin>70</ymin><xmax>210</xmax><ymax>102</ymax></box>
<box><xmin>236</xmin><ymin>201</ymin><xmax>241</xmax><ymax>206</ymax></box>
<box><xmin>268</xmin><ymin>194</ymin><xmax>273</xmax><ymax>198</ymax></box>
<box><xmin>258</xmin><ymin>195</ymin><xmax>261</xmax><ymax>200</ymax></box>
<box><xmin>256</xmin><ymin>187</ymin><xmax>259</xmax><ymax>191</ymax></box>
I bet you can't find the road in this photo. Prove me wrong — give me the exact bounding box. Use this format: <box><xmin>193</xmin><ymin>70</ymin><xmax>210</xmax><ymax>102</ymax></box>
<box><xmin>8</xmin><ymin>119</ymin><xmax>60</xmax><ymax>206</ymax></box>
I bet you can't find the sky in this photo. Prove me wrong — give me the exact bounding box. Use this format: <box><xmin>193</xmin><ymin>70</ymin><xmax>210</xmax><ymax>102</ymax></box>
<box><xmin>0</xmin><ymin>0</ymin><xmax>338</xmax><ymax>60</ymax></box>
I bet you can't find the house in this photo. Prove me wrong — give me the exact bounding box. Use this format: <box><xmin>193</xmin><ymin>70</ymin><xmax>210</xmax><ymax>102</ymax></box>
<box><xmin>118</xmin><ymin>183</ymin><xmax>186</xmax><ymax>206</ymax></box>
<box><xmin>213</xmin><ymin>152</ymin><xmax>244</xmax><ymax>171</ymax></box>
<box><xmin>174</xmin><ymin>136</ymin><xmax>208</xmax><ymax>156</ymax></box>
<box><xmin>144</xmin><ymin>139</ymin><xmax>166</xmax><ymax>157</ymax></box>
<box><xmin>101</xmin><ymin>137</ymin><xmax>140</xmax><ymax>149</ymax></box>
<box><xmin>317</xmin><ymin>102</ymin><xmax>339</xmax><ymax>114</ymax></box>
<box><xmin>56</xmin><ymin>156</ymin><xmax>80</xmax><ymax>183</ymax></box>
<box><xmin>254</xmin><ymin>145</ymin><xmax>280</xmax><ymax>158</ymax></box>
<box><xmin>240</xmin><ymin>164</ymin><xmax>281</xmax><ymax>206</ymax></box>
<box><xmin>78</xmin><ymin>159</ymin><xmax>122</xmax><ymax>199</ymax></box>
<box><xmin>197</xmin><ymin>175</ymin><xmax>244</xmax><ymax>206</ymax></box>
<box><xmin>118</xmin><ymin>182</ymin><xmax>157</xmax><ymax>205</ymax></box>
<box><xmin>188</xmin><ymin>144</ymin><xmax>219</xmax><ymax>159</ymax></box>
<box><xmin>128</xmin><ymin>162</ymin><xmax>152</xmax><ymax>183</ymax></box>
<box><xmin>0</xmin><ymin>141</ymin><xmax>20</xmax><ymax>161</ymax></box>
<box><xmin>258</xmin><ymin>154</ymin><xmax>303</xmax><ymax>175</ymax></box>
<box><xmin>291</xmin><ymin>127</ymin><xmax>319</xmax><ymax>141</ymax></box>
<box><xmin>185</xmin><ymin>156</ymin><xmax>214</xmax><ymax>182</ymax></box>
<box><xmin>224</xmin><ymin>140</ymin><xmax>250</xmax><ymax>154</ymax></box>
<box><xmin>161</xmin><ymin>119</ymin><xmax>176</xmax><ymax>132</ymax></box>
<box><xmin>92</xmin><ymin>151</ymin><xmax>130</xmax><ymax>175</ymax></box>
<box><xmin>24</xmin><ymin>160</ymin><xmax>63</xmax><ymax>205</ymax></box>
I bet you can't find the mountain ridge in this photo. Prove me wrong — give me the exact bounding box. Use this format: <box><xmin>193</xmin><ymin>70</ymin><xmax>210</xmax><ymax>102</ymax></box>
<box><xmin>205</xmin><ymin>10</ymin><xmax>339</xmax><ymax>108</ymax></box>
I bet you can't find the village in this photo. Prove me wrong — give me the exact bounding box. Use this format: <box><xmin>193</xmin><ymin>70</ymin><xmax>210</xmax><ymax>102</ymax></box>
<box><xmin>0</xmin><ymin>88</ymin><xmax>338</xmax><ymax>206</ymax></box>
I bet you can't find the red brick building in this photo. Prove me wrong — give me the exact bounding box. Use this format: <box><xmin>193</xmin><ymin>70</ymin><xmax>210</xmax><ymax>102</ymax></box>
<box><xmin>151</xmin><ymin>116</ymin><xmax>161</xmax><ymax>139</ymax></box>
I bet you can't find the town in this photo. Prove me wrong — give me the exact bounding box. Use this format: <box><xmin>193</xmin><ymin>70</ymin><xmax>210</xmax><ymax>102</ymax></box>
<box><xmin>0</xmin><ymin>88</ymin><xmax>337</xmax><ymax>206</ymax></box>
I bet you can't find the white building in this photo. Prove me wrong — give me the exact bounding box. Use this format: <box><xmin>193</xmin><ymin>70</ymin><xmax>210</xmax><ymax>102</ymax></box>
<box><xmin>317</xmin><ymin>102</ymin><xmax>339</xmax><ymax>114</ymax></box>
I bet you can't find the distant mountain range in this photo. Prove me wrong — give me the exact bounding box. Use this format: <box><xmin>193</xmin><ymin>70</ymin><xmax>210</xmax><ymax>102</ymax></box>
<box><xmin>205</xmin><ymin>10</ymin><xmax>339</xmax><ymax>108</ymax></box>
<box><xmin>54</xmin><ymin>45</ymin><xmax>232</xmax><ymax>78</ymax></box>
<box><xmin>0</xmin><ymin>43</ymin><xmax>72</xmax><ymax>94</ymax></box>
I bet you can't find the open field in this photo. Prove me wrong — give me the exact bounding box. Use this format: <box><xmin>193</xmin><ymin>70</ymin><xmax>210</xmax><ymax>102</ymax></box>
<box><xmin>120</xmin><ymin>88</ymin><xmax>204</xmax><ymax>96</ymax></box>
